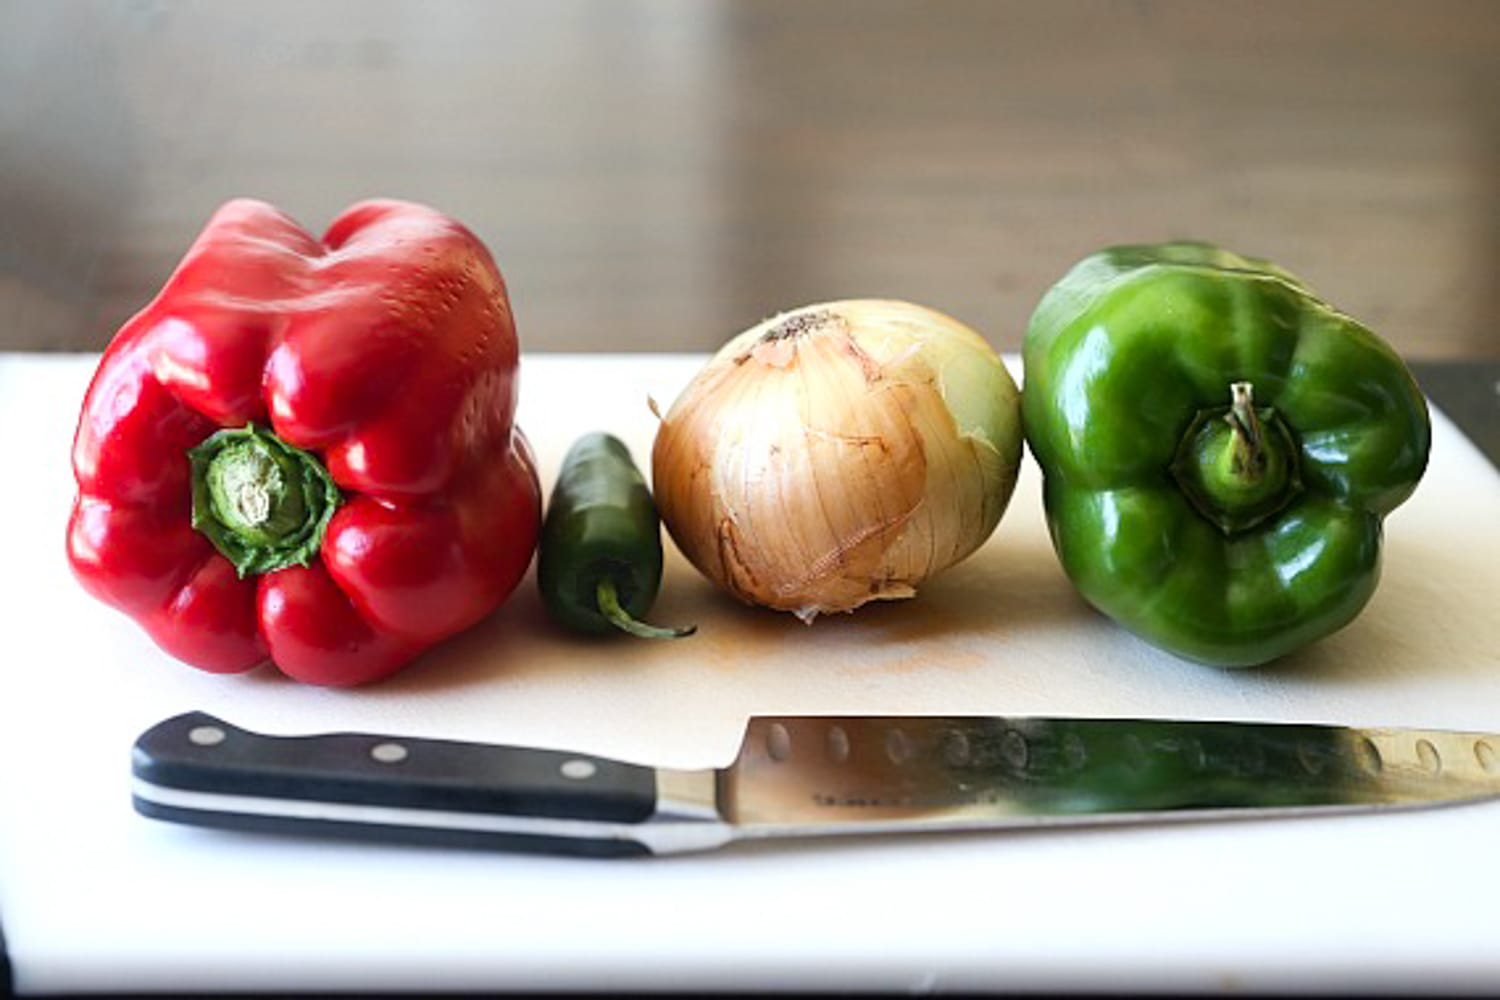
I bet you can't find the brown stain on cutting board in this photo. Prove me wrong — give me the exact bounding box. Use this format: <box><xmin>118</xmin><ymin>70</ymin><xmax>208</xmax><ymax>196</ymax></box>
<box><xmin>382</xmin><ymin>528</ymin><xmax>1083</xmax><ymax>692</ymax></box>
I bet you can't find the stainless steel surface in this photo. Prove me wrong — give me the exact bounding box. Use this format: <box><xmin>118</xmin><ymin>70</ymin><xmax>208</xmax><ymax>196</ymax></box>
<box><xmin>718</xmin><ymin>717</ymin><xmax>1500</xmax><ymax>842</ymax></box>
<box><xmin>647</xmin><ymin>768</ymin><xmax>733</xmax><ymax>854</ymax></box>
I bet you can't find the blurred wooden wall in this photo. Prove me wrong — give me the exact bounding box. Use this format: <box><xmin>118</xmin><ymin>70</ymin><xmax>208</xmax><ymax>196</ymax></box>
<box><xmin>1</xmin><ymin>0</ymin><xmax>1497</xmax><ymax>357</ymax></box>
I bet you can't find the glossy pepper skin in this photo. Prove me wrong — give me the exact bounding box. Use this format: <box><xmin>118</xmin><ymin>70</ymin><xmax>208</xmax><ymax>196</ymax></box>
<box><xmin>68</xmin><ymin>199</ymin><xmax>542</xmax><ymax>686</ymax></box>
<box><xmin>1023</xmin><ymin>242</ymin><xmax>1430</xmax><ymax>667</ymax></box>
<box><xmin>537</xmin><ymin>433</ymin><xmax>692</xmax><ymax>639</ymax></box>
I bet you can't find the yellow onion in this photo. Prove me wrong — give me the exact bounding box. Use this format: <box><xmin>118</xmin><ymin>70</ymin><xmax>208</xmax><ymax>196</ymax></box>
<box><xmin>651</xmin><ymin>299</ymin><xmax>1022</xmax><ymax>621</ymax></box>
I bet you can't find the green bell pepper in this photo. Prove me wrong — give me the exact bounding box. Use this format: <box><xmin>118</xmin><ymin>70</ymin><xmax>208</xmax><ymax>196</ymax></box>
<box><xmin>1023</xmin><ymin>242</ymin><xmax>1431</xmax><ymax>667</ymax></box>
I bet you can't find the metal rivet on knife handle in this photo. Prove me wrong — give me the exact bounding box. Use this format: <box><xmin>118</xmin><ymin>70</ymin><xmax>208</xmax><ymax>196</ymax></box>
<box><xmin>188</xmin><ymin>725</ymin><xmax>226</xmax><ymax>747</ymax></box>
<box><xmin>370</xmin><ymin>742</ymin><xmax>408</xmax><ymax>763</ymax></box>
<box><xmin>560</xmin><ymin>759</ymin><xmax>598</xmax><ymax>780</ymax></box>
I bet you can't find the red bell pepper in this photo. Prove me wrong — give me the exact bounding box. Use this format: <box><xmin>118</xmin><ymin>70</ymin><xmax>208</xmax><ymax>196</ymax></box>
<box><xmin>67</xmin><ymin>199</ymin><xmax>542</xmax><ymax>686</ymax></box>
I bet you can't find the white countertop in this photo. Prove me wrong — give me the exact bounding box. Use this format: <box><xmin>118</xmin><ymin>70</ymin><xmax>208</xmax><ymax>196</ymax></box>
<box><xmin>2</xmin><ymin>352</ymin><xmax>1498</xmax><ymax>994</ymax></box>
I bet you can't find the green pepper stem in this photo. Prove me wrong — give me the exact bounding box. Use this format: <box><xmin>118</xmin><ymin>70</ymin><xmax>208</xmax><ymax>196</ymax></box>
<box><xmin>595</xmin><ymin>578</ymin><xmax>696</xmax><ymax>640</ymax></box>
<box><xmin>1170</xmin><ymin>382</ymin><xmax>1301</xmax><ymax>536</ymax></box>
<box><xmin>1225</xmin><ymin>382</ymin><xmax>1266</xmax><ymax>480</ymax></box>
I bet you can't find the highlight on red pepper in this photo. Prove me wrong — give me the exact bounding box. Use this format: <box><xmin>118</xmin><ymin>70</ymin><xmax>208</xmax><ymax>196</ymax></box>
<box><xmin>67</xmin><ymin>198</ymin><xmax>543</xmax><ymax>686</ymax></box>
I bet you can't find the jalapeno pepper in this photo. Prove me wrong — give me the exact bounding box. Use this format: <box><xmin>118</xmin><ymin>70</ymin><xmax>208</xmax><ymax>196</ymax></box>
<box><xmin>538</xmin><ymin>433</ymin><xmax>694</xmax><ymax>639</ymax></box>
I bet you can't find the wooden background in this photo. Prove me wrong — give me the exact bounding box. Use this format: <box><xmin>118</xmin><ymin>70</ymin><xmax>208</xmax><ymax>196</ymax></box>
<box><xmin>2</xmin><ymin>0</ymin><xmax>1497</xmax><ymax>358</ymax></box>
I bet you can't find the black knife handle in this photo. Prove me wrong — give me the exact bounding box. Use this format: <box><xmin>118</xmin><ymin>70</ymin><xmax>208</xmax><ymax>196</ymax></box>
<box><xmin>131</xmin><ymin>712</ymin><xmax>657</xmax><ymax>857</ymax></box>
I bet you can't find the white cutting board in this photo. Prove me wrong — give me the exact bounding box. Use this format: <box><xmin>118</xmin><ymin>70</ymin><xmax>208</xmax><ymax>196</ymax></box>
<box><xmin>1</xmin><ymin>353</ymin><xmax>1497</xmax><ymax>994</ymax></box>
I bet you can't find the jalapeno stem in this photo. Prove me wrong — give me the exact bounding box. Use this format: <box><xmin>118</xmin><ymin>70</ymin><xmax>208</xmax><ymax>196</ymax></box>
<box><xmin>595</xmin><ymin>578</ymin><xmax>696</xmax><ymax>640</ymax></box>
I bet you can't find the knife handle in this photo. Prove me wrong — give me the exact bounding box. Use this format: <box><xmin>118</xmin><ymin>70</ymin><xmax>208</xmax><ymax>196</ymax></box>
<box><xmin>132</xmin><ymin>712</ymin><xmax>660</xmax><ymax>857</ymax></box>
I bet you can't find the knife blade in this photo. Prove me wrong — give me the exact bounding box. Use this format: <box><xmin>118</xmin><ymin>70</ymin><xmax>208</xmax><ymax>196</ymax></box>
<box><xmin>131</xmin><ymin>712</ymin><xmax>1500</xmax><ymax>856</ymax></box>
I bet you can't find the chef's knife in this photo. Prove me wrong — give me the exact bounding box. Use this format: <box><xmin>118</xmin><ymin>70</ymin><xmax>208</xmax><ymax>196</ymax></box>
<box><xmin>132</xmin><ymin>712</ymin><xmax>1500</xmax><ymax>856</ymax></box>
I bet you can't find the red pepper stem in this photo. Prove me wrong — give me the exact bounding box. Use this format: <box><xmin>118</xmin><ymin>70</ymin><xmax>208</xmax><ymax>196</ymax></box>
<box><xmin>595</xmin><ymin>578</ymin><xmax>696</xmax><ymax>640</ymax></box>
<box><xmin>1225</xmin><ymin>381</ymin><xmax>1266</xmax><ymax>481</ymax></box>
<box><xmin>188</xmin><ymin>423</ymin><xmax>341</xmax><ymax>577</ymax></box>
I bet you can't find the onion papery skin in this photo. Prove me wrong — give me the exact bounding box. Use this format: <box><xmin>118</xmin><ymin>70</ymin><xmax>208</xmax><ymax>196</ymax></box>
<box><xmin>652</xmin><ymin>300</ymin><xmax>1023</xmax><ymax>621</ymax></box>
